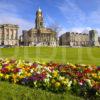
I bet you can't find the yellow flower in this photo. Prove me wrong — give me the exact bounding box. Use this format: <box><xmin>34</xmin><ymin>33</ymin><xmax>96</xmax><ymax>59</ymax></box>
<box><xmin>20</xmin><ymin>76</ymin><xmax>24</xmax><ymax>79</ymax></box>
<box><xmin>0</xmin><ymin>73</ymin><xmax>3</xmax><ymax>77</ymax></box>
<box><xmin>55</xmin><ymin>82</ymin><xmax>61</xmax><ymax>88</ymax></box>
<box><xmin>62</xmin><ymin>80</ymin><xmax>68</xmax><ymax>85</ymax></box>
<box><xmin>5</xmin><ymin>75</ymin><xmax>10</xmax><ymax>79</ymax></box>
<box><xmin>6</xmin><ymin>65</ymin><xmax>12</xmax><ymax>70</ymax></box>
<box><xmin>12</xmin><ymin>74</ymin><xmax>17</xmax><ymax>79</ymax></box>
<box><xmin>25</xmin><ymin>72</ymin><xmax>31</xmax><ymax>77</ymax></box>
<box><xmin>59</xmin><ymin>76</ymin><xmax>65</xmax><ymax>81</ymax></box>
<box><xmin>12</xmin><ymin>74</ymin><xmax>18</xmax><ymax>84</ymax></box>
<box><xmin>92</xmin><ymin>73</ymin><xmax>96</xmax><ymax>76</ymax></box>
<box><xmin>64</xmin><ymin>78</ymin><xmax>69</xmax><ymax>83</ymax></box>
<box><xmin>69</xmin><ymin>63</ymin><xmax>76</xmax><ymax>68</ymax></box>
<box><xmin>52</xmin><ymin>71</ymin><xmax>58</xmax><ymax>78</ymax></box>
<box><xmin>61</xmin><ymin>78</ymin><xmax>69</xmax><ymax>85</ymax></box>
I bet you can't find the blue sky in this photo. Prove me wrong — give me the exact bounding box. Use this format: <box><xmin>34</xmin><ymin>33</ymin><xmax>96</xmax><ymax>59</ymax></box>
<box><xmin>0</xmin><ymin>0</ymin><xmax>100</xmax><ymax>34</ymax></box>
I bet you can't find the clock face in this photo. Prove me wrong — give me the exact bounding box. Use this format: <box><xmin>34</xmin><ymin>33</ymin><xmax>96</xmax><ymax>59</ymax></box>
<box><xmin>39</xmin><ymin>14</ymin><xmax>41</xmax><ymax>16</ymax></box>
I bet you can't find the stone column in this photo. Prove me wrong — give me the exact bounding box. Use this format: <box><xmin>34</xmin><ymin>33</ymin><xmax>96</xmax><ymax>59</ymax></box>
<box><xmin>13</xmin><ymin>29</ymin><xmax>16</xmax><ymax>40</ymax></box>
<box><xmin>0</xmin><ymin>28</ymin><xmax>3</xmax><ymax>45</ymax></box>
<box><xmin>13</xmin><ymin>29</ymin><xmax>15</xmax><ymax>45</ymax></box>
<box><xmin>9</xmin><ymin>29</ymin><xmax>11</xmax><ymax>40</ymax></box>
<box><xmin>16</xmin><ymin>29</ymin><xmax>18</xmax><ymax>45</ymax></box>
<box><xmin>4</xmin><ymin>28</ymin><xmax>7</xmax><ymax>45</ymax></box>
<box><xmin>4</xmin><ymin>28</ymin><xmax>6</xmax><ymax>40</ymax></box>
<box><xmin>9</xmin><ymin>28</ymin><xmax>12</xmax><ymax>45</ymax></box>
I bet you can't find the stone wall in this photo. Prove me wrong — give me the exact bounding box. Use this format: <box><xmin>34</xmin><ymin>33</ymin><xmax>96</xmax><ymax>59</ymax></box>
<box><xmin>22</xmin><ymin>30</ymin><xmax>57</xmax><ymax>46</ymax></box>
<box><xmin>59</xmin><ymin>31</ymin><xmax>96</xmax><ymax>47</ymax></box>
<box><xmin>0</xmin><ymin>24</ymin><xmax>19</xmax><ymax>46</ymax></box>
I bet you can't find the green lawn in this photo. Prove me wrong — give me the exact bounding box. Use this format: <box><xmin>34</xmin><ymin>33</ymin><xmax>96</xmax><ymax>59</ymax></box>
<box><xmin>0</xmin><ymin>46</ymin><xmax>100</xmax><ymax>100</ymax></box>
<box><xmin>0</xmin><ymin>46</ymin><xmax>100</xmax><ymax>65</ymax></box>
<box><xmin>0</xmin><ymin>81</ymin><xmax>83</xmax><ymax>100</ymax></box>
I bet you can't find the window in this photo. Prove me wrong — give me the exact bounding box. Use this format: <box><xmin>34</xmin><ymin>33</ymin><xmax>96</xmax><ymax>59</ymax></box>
<box><xmin>11</xmin><ymin>30</ymin><xmax>13</xmax><ymax>39</ymax></box>
<box><xmin>11</xmin><ymin>33</ymin><xmax>13</xmax><ymax>39</ymax></box>
<box><xmin>6</xmin><ymin>29</ymin><xmax>9</xmax><ymax>40</ymax></box>
<box><xmin>7</xmin><ymin>33</ymin><xmax>9</xmax><ymax>40</ymax></box>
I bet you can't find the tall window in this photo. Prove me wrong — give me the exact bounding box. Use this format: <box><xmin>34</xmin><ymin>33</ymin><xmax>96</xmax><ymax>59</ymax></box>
<box><xmin>7</xmin><ymin>33</ymin><xmax>9</xmax><ymax>40</ymax></box>
<box><xmin>15</xmin><ymin>30</ymin><xmax>18</xmax><ymax>39</ymax></box>
<box><xmin>6</xmin><ymin>29</ymin><xmax>9</xmax><ymax>40</ymax></box>
<box><xmin>11</xmin><ymin>30</ymin><xmax>13</xmax><ymax>39</ymax></box>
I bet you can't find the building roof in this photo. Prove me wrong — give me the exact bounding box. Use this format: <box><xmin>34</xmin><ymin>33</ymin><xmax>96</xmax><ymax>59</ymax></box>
<box><xmin>0</xmin><ymin>24</ymin><xmax>19</xmax><ymax>28</ymax></box>
<box><xmin>60</xmin><ymin>31</ymin><xmax>89</xmax><ymax>38</ymax></box>
<box><xmin>28</xmin><ymin>27</ymin><xmax>56</xmax><ymax>34</ymax></box>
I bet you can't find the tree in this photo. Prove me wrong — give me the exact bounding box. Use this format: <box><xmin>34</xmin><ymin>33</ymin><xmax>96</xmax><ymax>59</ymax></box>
<box><xmin>48</xmin><ymin>23</ymin><xmax>62</xmax><ymax>38</ymax></box>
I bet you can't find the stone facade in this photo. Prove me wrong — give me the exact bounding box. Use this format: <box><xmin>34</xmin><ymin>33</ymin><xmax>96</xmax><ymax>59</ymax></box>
<box><xmin>59</xmin><ymin>30</ymin><xmax>100</xmax><ymax>47</ymax></box>
<box><xmin>0</xmin><ymin>24</ymin><xmax>19</xmax><ymax>46</ymax></box>
<box><xmin>20</xmin><ymin>8</ymin><xmax>57</xmax><ymax>46</ymax></box>
<box><xmin>89</xmin><ymin>30</ymin><xmax>99</xmax><ymax>46</ymax></box>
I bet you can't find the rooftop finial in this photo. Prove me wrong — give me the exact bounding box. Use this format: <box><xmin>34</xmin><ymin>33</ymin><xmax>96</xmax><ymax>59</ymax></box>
<box><xmin>38</xmin><ymin>7</ymin><xmax>42</xmax><ymax>12</ymax></box>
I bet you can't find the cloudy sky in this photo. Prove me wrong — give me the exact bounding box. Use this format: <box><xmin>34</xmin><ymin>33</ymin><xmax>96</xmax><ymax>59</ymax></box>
<box><xmin>0</xmin><ymin>0</ymin><xmax>100</xmax><ymax>35</ymax></box>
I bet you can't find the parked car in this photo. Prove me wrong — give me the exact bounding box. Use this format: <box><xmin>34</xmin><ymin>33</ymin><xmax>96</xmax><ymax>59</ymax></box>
<box><xmin>4</xmin><ymin>45</ymin><xmax>13</xmax><ymax>48</ymax></box>
<box><xmin>0</xmin><ymin>45</ymin><xmax>5</xmax><ymax>48</ymax></box>
<box><xmin>0</xmin><ymin>45</ymin><xmax>13</xmax><ymax>48</ymax></box>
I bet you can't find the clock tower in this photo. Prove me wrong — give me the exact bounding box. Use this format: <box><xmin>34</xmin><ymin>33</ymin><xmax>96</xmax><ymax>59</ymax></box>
<box><xmin>35</xmin><ymin>8</ymin><xmax>44</xmax><ymax>29</ymax></box>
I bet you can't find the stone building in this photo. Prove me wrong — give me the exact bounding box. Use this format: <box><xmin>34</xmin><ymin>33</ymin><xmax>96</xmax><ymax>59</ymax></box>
<box><xmin>0</xmin><ymin>24</ymin><xmax>19</xmax><ymax>46</ymax></box>
<box><xmin>98</xmin><ymin>37</ymin><xmax>100</xmax><ymax>44</ymax></box>
<box><xmin>59</xmin><ymin>30</ymin><xmax>100</xmax><ymax>47</ymax></box>
<box><xmin>20</xmin><ymin>8</ymin><xmax>57</xmax><ymax>46</ymax></box>
<box><xmin>89</xmin><ymin>30</ymin><xmax>99</xmax><ymax>46</ymax></box>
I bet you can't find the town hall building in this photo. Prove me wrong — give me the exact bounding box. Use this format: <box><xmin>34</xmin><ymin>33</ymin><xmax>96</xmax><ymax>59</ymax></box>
<box><xmin>20</xmin><ymin>8</ymin><xmax>57</xmax><ymax>46</ymax></box>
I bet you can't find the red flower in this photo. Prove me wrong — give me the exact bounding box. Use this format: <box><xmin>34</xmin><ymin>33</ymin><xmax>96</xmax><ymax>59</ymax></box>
<box><xmin>97</xmin><ymin>67</ymin><xmax>100</xmax><ymax>71</ymax></box>
<box><xmin>13</xmin><ymin>68</ymin><xmax>21</xmax><ymax>73</ymax></box>
<box><xmin>76</xmin><ymin>72</ymin><xmax>84</xmax><ymax>78</ymax></box>
<box><xmin>2</xmin><ymin>64</ymin><xmax>9</xmax><ymax>67</ymax></box>
<box><xmin>1</xmin><ymin>67</ymin><xmax>9</xmax><ymax>74</ymax></box>
<box><xmin>84</xmin><ymin>68</ymin><xmax>92</xmax><ymax>73</ymax></box>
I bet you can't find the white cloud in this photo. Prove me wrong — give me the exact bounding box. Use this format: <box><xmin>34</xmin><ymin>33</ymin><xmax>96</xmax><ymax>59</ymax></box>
<box><xmin>87</xmin><ymin>8</ymin><xmax>100</xmax><ymax>25</ymax></box>
<box><xmin>59</xmin><ymin>27</ymin><xmax>88</xmax><ymax>36</ymax></box>
<box><xmin>57</xmin><ymin>0</ymin><xmax>100</xmax><ymax>35</ymax></box>
<box><xmin>45</xmin><ymin>15</ymin><xmax>55</xmax><ymax>26</ymax></box>
<box><xmin>58</xmin><ymin>0</ymin><xmax>86</xmax><ymax>27</ymax></box>
<box><xmin>0</xmin><ymin>13</ymin><xmax>33</xmax><ymax>32</ymax></box>
<box><xmin>0</xmin><ymin>3</ymin><xmax>17</xmax><ymax>13</ymax></box>
<box><xmin>0</xmin><ymin>2</ymin><xmax>33</xmax><ymax>35</ymax></box>
<box><xmin>59</xmin><ymin>27</ymin><xmax>100</xmax><ymax>37</ymax></box>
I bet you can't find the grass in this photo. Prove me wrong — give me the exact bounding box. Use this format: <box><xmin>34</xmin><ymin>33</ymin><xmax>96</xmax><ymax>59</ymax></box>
<box><xmin>0</xmin><ymin>46</ymin><xmax>100</xmax><ymax>65</ymax></box>
<box><xmin>0</xmin><ymin>46</ymin><xmax>100</xmax><ymax>100</ymax></box>
<box><xmin>0</xmin><ymin>81</ymin><xmax>83</xmax><ymax>100</ymax></box>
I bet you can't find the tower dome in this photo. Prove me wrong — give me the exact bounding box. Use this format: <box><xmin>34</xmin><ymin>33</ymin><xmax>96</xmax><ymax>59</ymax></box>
<box><xmin>38</xmin><ymin>7</ymin><xmax>42</xmax><ymax>12</ymax></box>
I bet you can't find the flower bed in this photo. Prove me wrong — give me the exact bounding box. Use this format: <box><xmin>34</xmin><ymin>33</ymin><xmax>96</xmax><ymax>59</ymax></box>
<box><xmin>0</xmin><ymin>58</ymin><xmax>100</xmax><ymax>98</ymax></box>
